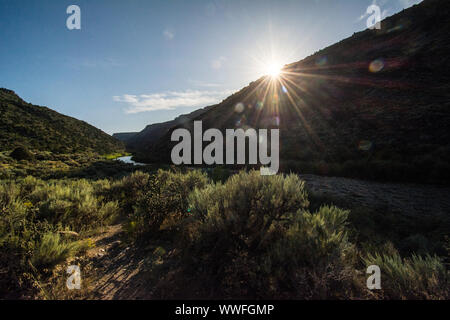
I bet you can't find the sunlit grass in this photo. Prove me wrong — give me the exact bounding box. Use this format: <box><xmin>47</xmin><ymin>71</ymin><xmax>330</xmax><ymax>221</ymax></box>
<box><xmin>103</xmin><ymin>152</ymin><xmax>131</xmax><ymax>160</ymax></box>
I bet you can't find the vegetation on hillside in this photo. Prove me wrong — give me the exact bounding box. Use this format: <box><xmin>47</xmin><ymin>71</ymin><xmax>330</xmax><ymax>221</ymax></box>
<box><xmin>0</xmin><ymin>88</ymin><xmax>124</xmax><ymax>154</ymax></box>
<box><xmin>0</xmin><ymin>150</ymin><xmax>151</xmax><ymax>180</ymax></box>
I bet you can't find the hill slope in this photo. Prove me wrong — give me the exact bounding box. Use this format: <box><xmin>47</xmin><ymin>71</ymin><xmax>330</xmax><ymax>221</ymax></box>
<box><xmin>0</xmin><ymin>89</ymin><xmax>124</xmax><ymax>154</ymax></box>
<box><xmin>121</xmin><ymin>104</ymin><xmax>216</xmax><ymax>151</ymax></box>
<box><xmin>112</xmin><ymin>132</ymin><xmax>138</xmax><ymax>142</ymax></box>
<box><xmin>128</xmin><ymin>0</ymin><xmax>450</xmax><ymax>183</ymax></box>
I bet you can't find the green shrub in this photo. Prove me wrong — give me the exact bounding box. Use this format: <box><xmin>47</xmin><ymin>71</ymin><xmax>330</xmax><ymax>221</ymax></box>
<box><xmin>363</xmin><ymin>251</ymin><xmax>449</xmax><ymax>299</ymax></box>
<box><xmin>31</xmin><ymin>232</ymin><xmax>87</xmax><ymax>268</ymax></box>
<box><xmin>27</xmin><ymin>179</ymin><xmax>119</xmax><ymax>232</ymax></box>
<box><xmin>188</xmin><ymin>170</ymin><xmax>309</xmax><ymax>249</ymax></box>
<box><xmin>181</xmin><ymin>171</ymin><xmax>315</xmax><ymax>298</ymax></box>
<box><xmin>263</xmin><ymin>206</ymin><xmax>357</xmax><ymax>298</ymax></box>
<box><xmin>130</xmin><ymin>169</ymin><xmax>209</xmax><ymax>236</ymax></box>
<box><xmin>0</xmin><ymin>176</ymin><xmax>120</xmax><ymax>297</ymax></box>
<box><xmin>0</xmin><ymin>182</ymin><xmax>52</xmax><ymax>296</ymax></box>
<box><xmin>209</xmin><ymin>166</ymin><xmax>231</xmax><ymax>183</ymax></box>
<box><xmin>271</xmin><ymin>206</ymin><xmax>352</xmax><ymax>269</ymax></box>
<box><xmin>110</xmin><ymin>171</ymin><xmax>151</xmax><ymax>212</ymax></box>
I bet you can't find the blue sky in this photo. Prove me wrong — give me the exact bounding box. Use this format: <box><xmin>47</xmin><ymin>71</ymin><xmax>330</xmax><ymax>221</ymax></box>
<box><xmin>0</xmin><ymin>0</ymin><xmax>422</xmax><ymax>134</ymax></box>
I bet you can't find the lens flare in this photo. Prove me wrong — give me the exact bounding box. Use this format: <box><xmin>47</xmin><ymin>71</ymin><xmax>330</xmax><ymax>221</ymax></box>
<box><xmin>369</xmin><ymin>59</ymin><xmax>384</xmax><ymax>73</ymax></box>
<box><xmin>234</xmin><ymin>102</ymin><xmax>244</xmax><ymax>113</ymax></box>
<box><xmin>265</xmin><ymin>62</ymin><xmax>282</xmax><ymax>78</ymax></box>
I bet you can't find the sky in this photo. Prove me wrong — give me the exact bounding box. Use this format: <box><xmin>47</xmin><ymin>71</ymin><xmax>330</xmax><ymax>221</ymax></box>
<box><xmin>0</xmin><ymin>0</ymin><xmax>422</xmax><ymax>134</ymax></box>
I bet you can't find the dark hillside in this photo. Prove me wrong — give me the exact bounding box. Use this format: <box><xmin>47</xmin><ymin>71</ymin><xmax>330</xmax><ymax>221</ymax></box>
<box><xmin>129</xmin><ymin>0</ymin><xmax>450</xmax><ymax>184</ymax></box>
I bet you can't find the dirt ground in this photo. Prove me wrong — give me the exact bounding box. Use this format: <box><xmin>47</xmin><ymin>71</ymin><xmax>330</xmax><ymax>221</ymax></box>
<box><xmin>301</xmin><ymin>174</ymin><xmax>450</xmax><ymax>216</ymax></box>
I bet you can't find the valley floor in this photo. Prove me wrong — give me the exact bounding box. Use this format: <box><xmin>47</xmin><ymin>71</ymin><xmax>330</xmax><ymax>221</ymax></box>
<box><xmin>48</xmin><ymin>174</ymin><xmax>449</xmax><ymax>300</ymax></box>
<box><xmin>301</xmin><ymin>174</ymin><xmax>450</xmax><ymax>217</ymax></box>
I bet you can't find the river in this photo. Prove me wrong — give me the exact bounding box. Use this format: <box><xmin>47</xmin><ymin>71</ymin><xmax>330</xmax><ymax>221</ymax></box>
<box><xmin>115</xmin><ymin>156</ymin><xmax>146</xmax><ymax>166</ymax></box>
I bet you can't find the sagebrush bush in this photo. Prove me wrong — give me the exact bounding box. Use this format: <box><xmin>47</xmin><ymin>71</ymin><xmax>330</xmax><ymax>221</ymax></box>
<box><xmin>181</xmin><ymin>171</ymin><xmax>316</xmax><ymax>298</ymax></box>
<box><xmin>188</xmin><ymin>170</ymin><xmax>309</xmax><ymax>249</ymax></box>
<box><xmin>175</xmin><ymin>170</ymin><xmax>449</xmax><ymax>299</ymax></box>
<box><xmin>0</xmin><ymin>181</ymin><xmax>50</xmax><ymax>296</ymax></box>
<box><xmin>110</xmin><ymin>171</ymin><xmax>151</xmax><ymax>212</ymax></box>
<box><xmin>129</xmin><ymin>169</ymin><xmax>209</xmax><ymax>236</ymax></box>
<box><xmin>271</xmin><ymin>206</ymin><xmax>352</xmax><ymax>269</ymax></box>
<box><xmin>264</xmin><ymin>206</ymin><xmax>358</xmax><ymax>298</ymax></box>
<box><xmin>27</xmin><ymin>179</ymin><xmax>119</xmax><ymax>231</ymax></box>
<box><xmin>0</xmin><ymin>176</ymin><xmax>119</xmax><ymax>297</ymax></box>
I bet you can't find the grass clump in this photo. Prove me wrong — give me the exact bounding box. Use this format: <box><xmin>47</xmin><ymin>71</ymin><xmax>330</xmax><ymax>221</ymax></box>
<box><xmin>31</xmin><ymin>232</ymin><xmax>87</xmax><ymax>268</ymax></box>
<box><xmin>363</xmin><ymin>251</ymin><xmax>448</xmax><ymax>299</ymax></box>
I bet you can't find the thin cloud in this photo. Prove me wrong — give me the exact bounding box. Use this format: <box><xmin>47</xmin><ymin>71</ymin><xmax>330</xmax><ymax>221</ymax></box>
<box><xmin>163</xmin><ymin>29</ymin><xmax>175</xmax><ymax>40</ymax></box>
<box><xmin>211</xmin><ymin>56</ymin><xmax>227</xmax><ymax>69</ymax></box>
<box><xmin>114</xmin><ymin>89</ymin><xmax>234</xmax><ymax>114</ymax></box>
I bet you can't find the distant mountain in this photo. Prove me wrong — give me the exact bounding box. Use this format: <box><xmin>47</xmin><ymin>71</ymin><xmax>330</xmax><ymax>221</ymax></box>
<box><xmin>124</xmin><ymin>104</ymin><xmax>217</xmax><ymax>151</ymax></box>
<box><xmin>126</xmin><ymin>0</ymin><xmax>450</xmax><ymax>183</ymax></box>
<box><xmin>112</xmin><ymin>132</ymin><xmax>138</xmax><ymax>142</ymax></box>
<box><xmin>0</xmin><ymin>88</ymin><xmax>124</xmax><ymax>154</ymax></box>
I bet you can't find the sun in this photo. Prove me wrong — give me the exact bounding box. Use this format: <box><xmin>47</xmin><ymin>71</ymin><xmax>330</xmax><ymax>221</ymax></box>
<box><xmin>265</xmin><ymin>62</ymin><xmax>282</xmax><ymax>78</ymax></box>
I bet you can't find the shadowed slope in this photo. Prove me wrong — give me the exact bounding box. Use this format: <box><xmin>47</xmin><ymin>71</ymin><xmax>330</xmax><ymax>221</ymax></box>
<box><xmin>129</xmin><ymin>0</ymin><xmax>450</xmax><ymax>183</ymax></box>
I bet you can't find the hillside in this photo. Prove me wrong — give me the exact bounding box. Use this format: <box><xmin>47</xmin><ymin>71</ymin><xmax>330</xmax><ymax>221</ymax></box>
<box><xmin>121</xmin><ymin>104</ymin><xmax>216</xmax><ymax>151</ymax></box>
<box><xmin>128</xmin><ymin>0</ymin><xmax>450</xmax><ymax>184</ymax></box>
<box><xmin>0</xmin><ymin>88</ymin><xmax>124</xmax><ymax>154</ymax></box>
<box><xmin>112</xmin><ymin>132</ymin><xmax>138</xmax><ymax>142</ymax></box>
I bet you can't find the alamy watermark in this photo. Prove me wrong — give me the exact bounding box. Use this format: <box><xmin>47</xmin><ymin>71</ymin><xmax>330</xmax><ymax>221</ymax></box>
<box><xmin>66</xmin><ymin>5</ymin><xmax>81</xmax><ymax>30</ymax></box>
<box><xmin>366</xmin><ymin>265</ymin><xmax>381</xmax><ymax>290</ymax></box>
<box><xmin>366</xmin><ymin>4</ymin><xmax>382</xmax><ymax>30</ymax></box>
<box><xmin>171</xmin><ymin>121</ymin><xmax>279</xmax><ymax>175</ymax></box>
<box><xmin>66</xmin><ymin>265</ymin><xmax>81</xmax><ymax>290</ymax></box>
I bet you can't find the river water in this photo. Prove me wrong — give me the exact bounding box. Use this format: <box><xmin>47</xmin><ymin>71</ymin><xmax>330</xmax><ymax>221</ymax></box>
<box><xmin>115</xmin><ymin>156</ymin><xmax>146</xmax><ymax>166</ymax></box>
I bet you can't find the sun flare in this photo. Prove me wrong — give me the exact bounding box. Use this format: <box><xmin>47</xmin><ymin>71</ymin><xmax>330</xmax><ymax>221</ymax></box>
<box><xmin>265</xmin><ymin>62</ymin><xmax>282</xmax><ymax>78</ymax></box>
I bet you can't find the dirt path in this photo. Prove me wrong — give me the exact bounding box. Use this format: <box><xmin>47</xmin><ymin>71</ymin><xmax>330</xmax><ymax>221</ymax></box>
<box><xmin>80</xmin><ymin>225</ymin><xmax>156</xmax><ymax>299</ymax></box>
